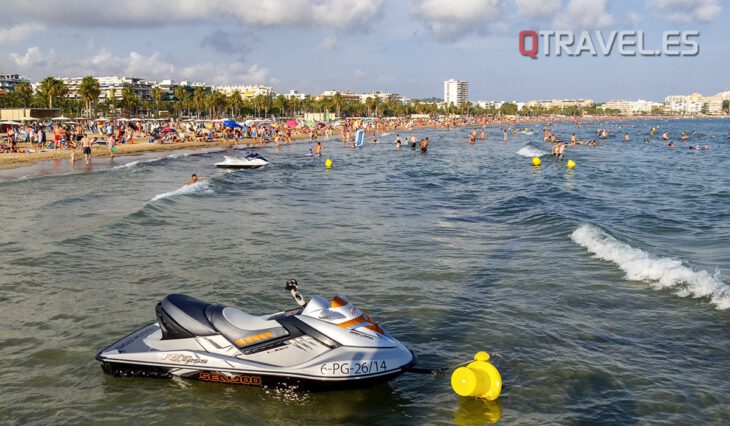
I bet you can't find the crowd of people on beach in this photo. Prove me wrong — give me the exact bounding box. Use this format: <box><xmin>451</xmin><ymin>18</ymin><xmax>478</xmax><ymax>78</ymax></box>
<box><xmin>1</xmin><ymin>114</ymin><xmax>727</xmax><ymax>162</ymax></box>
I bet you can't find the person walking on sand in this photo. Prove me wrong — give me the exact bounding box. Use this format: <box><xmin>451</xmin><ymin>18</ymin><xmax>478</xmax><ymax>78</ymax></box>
<box><xmin>81</xmin><ymin>136</ymin><xmax>93</xmax><ymax>165</ymax></box>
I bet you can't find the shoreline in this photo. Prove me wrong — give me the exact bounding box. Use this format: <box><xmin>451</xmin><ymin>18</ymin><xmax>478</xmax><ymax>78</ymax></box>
<box><xmin>2</xmin><ymin>115</ymin><xmax>726</xmax><ymax>171</ymax></box>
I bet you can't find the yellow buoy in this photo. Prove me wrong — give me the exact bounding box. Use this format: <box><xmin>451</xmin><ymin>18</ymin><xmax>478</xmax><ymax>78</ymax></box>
<box><xmin>566</xmin><ymin>159</ymin><xmax>576</xmax><ymax>169</ymax></box>
<box><xmin>451</xmin><ymin>352</ymin><xmax>502</xmax><ymax>400</ymax></box>
<box><xmin>532</xmin><ymin>157</ymin><xmax>541</xmax><ymax>167</ymax></box>
<box><xmin>325</xmin><ymin>158</ymin><xmax>333</xmax><ymax>168</ymax></box>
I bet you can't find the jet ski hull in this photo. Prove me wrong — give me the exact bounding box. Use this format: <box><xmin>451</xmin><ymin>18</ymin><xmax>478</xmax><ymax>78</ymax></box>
<box><xmin>97</xmin><ymin>320</ymin><xmax>415</xmax><ymax>391</ymax></box>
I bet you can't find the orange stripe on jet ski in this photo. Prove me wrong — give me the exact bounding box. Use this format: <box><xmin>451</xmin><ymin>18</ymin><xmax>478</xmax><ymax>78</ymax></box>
<box><xmin>234</xmin><ymin>331</ymin><xmax>273</xmax><ymax>347</ymax></box>
<box><xmin>330</xmin><ymin>295</ymin><xmax>349</xmax><ymax>308</ymax></box>
<box><xmin>337</xmin><ymin>315</ymin><xmax>368</xmax><ymax>328</ymax></box>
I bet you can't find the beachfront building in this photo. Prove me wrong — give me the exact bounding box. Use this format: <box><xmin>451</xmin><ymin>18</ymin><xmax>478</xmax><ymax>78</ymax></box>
<box><xmin>526</xmin><ymin>99</ymin><xmax>593</xmax><ymax>109</ymax></box>
<box><xmin>282</xmin><ymin>90</ymin><xmax>309</xmax><ymax>100</ymax></box>
<box><xmin>214</xmin><ymin>85</ymin><xmax>273</xmax><ymax>99</ymax></box>
<box><xmin>156</xmin><ymin>79</ymin><xmax>211</xmax><ymax>101</ymax></box>
<box><xmin>444</xmin><ymin>79</ymin><xmax>468</xmax><ymax>106</ymax></box>
<box><xmin>360</xmin><ymin>91</ymin><xmax>403</xmax><ymax>104</ymax></box>
<box><xmin>0</xmin><ymin>73</ymin><xmax>31</xmax><ymax>92</ymax></box>
<box><xmin>61</xmin><ymin>76</ymin><xmax>155</xmax><ymax>102</ymax></box>
<box><xmin>602</xmin><ymin>99</ymin><xmax>663</xmax><ymax>115</ymax></box>
<box><xmin>663</xmin><ymin>91</ymin><xmax>730</xmax><ymax>115</ymax></box>
<box><xmin>315</xmin><ymin>90</ymin><xmax>362</xmax><ymax>103</ymax></box>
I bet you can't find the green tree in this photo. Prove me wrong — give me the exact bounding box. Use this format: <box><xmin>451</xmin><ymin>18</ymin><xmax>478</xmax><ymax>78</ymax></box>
<box><xmin>120</xmin><ymin>86</ymin><xmax>139</xmax><ymax>117</ymax></box>
<box><xmin>227</xmin><ymin>90</ymin><xmax>243</xmax><ymax>117</ymax></box>
<box><xmin>78</xmin><ymin>76</ymin><xmax>101</xmax><ymax>118</ymax></box>
<box><xmin>722</xmin><ymin>100</ymin><xmax>729</xmax><ymax>114</ymax></box>
<box><xmin>14</xmin><ymin>81</ymin><xmax>34</xmax><ymax>107</ymax></box>
<box><xmin>273</xmin><ymin>95</ymin><xmax>288</xmax><ymax>117</ymax></box>
<box><xmin>150</xmin><ymin>86</ymin><xmax>163</xmax><ymax>117</ymax></box>
<box><xmin>38</xmin><ymin>77</ymin><xmax>68</xmax><ymax>109</ymax></box>
<box><xmin>333</xmin><ymin>92</ymin><xmax>344</xmax><ymax>117</ymax></box>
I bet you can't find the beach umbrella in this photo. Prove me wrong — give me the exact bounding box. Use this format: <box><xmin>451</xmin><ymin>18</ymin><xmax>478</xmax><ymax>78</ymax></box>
<box><xmin>160</xmin><ymin>128</ymin><xmax>177</xmax><ymax>134</ymax></box>
<box><xmin>286</xmin><ymin>120</ymin><xmax>298</xmax><ymax>128</ymax></box>
<box><xmin>51</xmin><ymin>116</ymin><xmax>71</xmax><ymax>121</ymax></box>
<box><xmin>317</xmin><ymin>121</ymin><xmax>326</xmax><ymax>128</ymax></box>
<box><xmin>0</xmin><ymin>120</ymin><xmax>23</xmax><ymax>126</ymax></box>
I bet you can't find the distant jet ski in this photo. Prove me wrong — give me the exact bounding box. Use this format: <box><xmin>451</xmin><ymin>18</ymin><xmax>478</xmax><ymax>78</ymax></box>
<box><xmin>215</xmin><ymin>153</ymin><xmax>269</xmax><ymax>169</ymax></box>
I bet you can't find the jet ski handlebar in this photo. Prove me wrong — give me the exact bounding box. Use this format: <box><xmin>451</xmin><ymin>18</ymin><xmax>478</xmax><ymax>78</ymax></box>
<box><xmin>286</xmin><ymin>279</ymin><xmax>306</xmax><ymax>307</ymax></box>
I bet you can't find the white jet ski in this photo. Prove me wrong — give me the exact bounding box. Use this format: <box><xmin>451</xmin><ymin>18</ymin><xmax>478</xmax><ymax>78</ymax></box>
<box><xmin>215</xmin><ymin>153</ymin><xmax>269</xmax><ymax>169</ymax></box>
<box><xmin>96</xmin><ymin>280</ymin><xmax>415</xmax><ymax>390</ymax></box>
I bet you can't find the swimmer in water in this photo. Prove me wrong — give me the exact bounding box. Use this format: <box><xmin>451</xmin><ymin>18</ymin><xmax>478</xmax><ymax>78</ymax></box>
<box><xmin>187</xmin><ymin>174</ymin><xmax>204</xmax><ymax>185</ymax></box>
<box><xmin>395</xmin><ymin>134</ymin><xmax>401</xmax><ymax>150</ymax></box>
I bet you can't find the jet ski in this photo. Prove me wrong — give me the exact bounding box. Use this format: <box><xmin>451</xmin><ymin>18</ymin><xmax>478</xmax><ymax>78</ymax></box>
<box><xmin>96</xmin><ymin>280</ymin><xmax>415</xmax><ymax>390</ymax></box>
<box><xmin>215</xmin><ymin>153</ymin><xmax>269</xmax><ymax>169</ymax></box>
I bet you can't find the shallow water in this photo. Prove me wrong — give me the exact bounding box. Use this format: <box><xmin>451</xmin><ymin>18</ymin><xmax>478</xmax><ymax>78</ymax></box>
<box><xmin>1</xmin><ymin>118</ymin><xmax>729</xmax><ymax>425</ymax></box>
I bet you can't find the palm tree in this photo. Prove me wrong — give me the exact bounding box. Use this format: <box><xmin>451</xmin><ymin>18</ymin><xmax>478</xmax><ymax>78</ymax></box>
<box><xmin>78</xmin><ymin>76</ymin><xmax>100</xmax><ymax>118</ymax></box>
<box><xmin>14</xmin><ymin>81</ymin><xmax>33</xmax><ymax>107</ymax></box>
<box><xmin>39</xmin><ymin>77</ymin><xmax>67</xmax><ymax>109</ymax></box>
<box><xmin>150</xmin><ymin>86</ymin><xmax>163</xmax><ymax>117</ymax></box>
<box><xmin>192</xmin><ymin>87</ymin><xmax>206</xmax><ymax>118</ymax></box>
<box><xmin>173</xmin><ymin>86</ymin><xmax>188</xmax><ymax>117</ymax></box>
<box><xmin>120</xmin><ymin>86</ymin><xmax>139</xmax><ymax>117</ymax></box>
<box><xmin>273</xmin><ymin>95</ymin><xmax>288</xmax><ymax>117</ymax></box>
<box><xmin>227</xmin><ymin>90</ymin><xmax>243</xmax><ymax>117</ymax></box>
<box><xmin>333</xmin><ymin>92</ymin><xmax>344</xmax><ymax>118</ymax></box>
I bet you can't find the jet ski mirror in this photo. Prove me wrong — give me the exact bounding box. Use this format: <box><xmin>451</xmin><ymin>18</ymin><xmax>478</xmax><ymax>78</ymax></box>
<box><xmin>285</xmin><ymin>279</ymin><xmax>306</xmax><ymax>307</ymax></box>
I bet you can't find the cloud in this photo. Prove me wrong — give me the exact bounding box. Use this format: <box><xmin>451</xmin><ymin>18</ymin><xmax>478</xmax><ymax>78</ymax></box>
<box><xmin>514</xmin><ymin>0</ymin><xmax>561</xmax><ymax>19</ymax></box>
<box><xmin>3</xmin><ymin>0</ymin><xmax>383</xmax><ymax>31</ymax></box>
<box><xmin>200</xmin><ymin>29</ymin><xmax>255</xmax><ymax>60</ymax></box>
<box><xmin>319</xmin><ymin>34</ymin><xmax>339</xmax><ymax>51</ymax></box>
<box><xmin>0</xmin><ymin>24</ymin><xmax>45</xmax><ymax>44</ymax></box>
<box><xmin>553</xmin><ymin>0</ymin><xmax>614</xmax><ymax>30</ymax></box>
<box><xmin>3</xmin><ymin>46</ymin><xmax>272</xmax><ymax>86</ymax></box>
<box><xmin>648</xmin><ymin>0</ymin><xmax>722</xmax><ymax>22</ymax></box>
<box><xmin>411</xmin><ymin>0</ymin><xmax>504</xmax><ymax>42</ymax></box>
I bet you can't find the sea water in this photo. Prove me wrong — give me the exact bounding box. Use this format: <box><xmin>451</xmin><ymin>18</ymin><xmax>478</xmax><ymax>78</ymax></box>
<box><xmin>0</xmin><ymin>118</ymin><xmax>728</xmax><ymax>424</ymax></box>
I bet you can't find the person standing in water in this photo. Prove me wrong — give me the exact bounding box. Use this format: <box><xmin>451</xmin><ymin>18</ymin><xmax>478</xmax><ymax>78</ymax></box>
<box><xmin>420</xmin><ymin>137</ymin><xmax>429</xmax><ymax>153</ymax></box>
<box><xmin>313</xmin><ymin>141</ymin><xmax>323</xmax><ymax>156</ymax></box>
<box><xmin>81</xmin><ymin>136</ymin><xmax>93</xmax><ymax>165</ymax></box>
<box><xmin>503</xmin><ymin>129</ymin><xmax>508</xmax><ymax>143</ymax></box>
<box><xmin>395</xmin><ymin>134</ymin><xmax>401</xmax><ymax>150</ymax></box>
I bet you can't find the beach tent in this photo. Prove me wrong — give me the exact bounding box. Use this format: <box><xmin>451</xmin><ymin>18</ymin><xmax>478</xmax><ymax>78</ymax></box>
<box><xmin>223</xmin><ymin>119</ymin><xmax>242</xmax><ymax>128</ymax></box>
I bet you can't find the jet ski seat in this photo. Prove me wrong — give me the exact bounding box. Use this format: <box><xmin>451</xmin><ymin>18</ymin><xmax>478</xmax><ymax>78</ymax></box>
<box><xmin>206</xmin><ymin>305</ymin><xmax>289</xmax><ymax>349</ymax></box>
<box><xmin>157</xmin><ymin>294</ymin><xmax>217</xmax><ymax>339</ymax></box>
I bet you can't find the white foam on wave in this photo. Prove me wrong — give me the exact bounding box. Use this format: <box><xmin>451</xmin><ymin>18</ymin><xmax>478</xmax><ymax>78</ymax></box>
<box><xmin>150</xmin><ymin>180</ymin><xmax>212</xmax><ymax>202</ymax></box>
<box><xmin>516</xmin><ymin>146</ymin><xmax>547</xmax><ymax>158</ymax></box>
<box><xmin>571</xmin><ymin>224</ymin><xmax>730</xmax><ymax>310</ymax></box>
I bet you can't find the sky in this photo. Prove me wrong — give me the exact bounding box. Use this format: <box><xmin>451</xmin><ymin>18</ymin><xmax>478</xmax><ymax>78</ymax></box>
<box><xmin>0</xmin><ymin>0</ymin><xmax>727</xmax><ymax>102</ymax></box>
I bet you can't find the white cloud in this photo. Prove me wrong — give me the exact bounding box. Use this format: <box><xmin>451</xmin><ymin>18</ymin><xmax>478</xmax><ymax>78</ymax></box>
<box><xmin>411</xmin><ymin>0</ymin><xmax>504</xmax><ymax>42</ymax></box>
<box><xmin>319</xmin><ymin>34</ymin><xmax>339</xmax><ymax>51</ymax></box>
<box><xmin>0</xmin><ymin>24</ymin><xmax>45</xmax><ymax>44</ymax></box>
<box><xmin>9</xmin><ymin>47</ymin><xmax>48</xmax><ymax>67</ymax></box>
<box><xmin>553</xmin><ymin>0</ymin><xmax>614</xmax><ymax>30</ymax></box>
<box><xmin>514</xmin><ymin>0</ymin><xmax>561</xmax><ymax>19</ymax></box>
<box><xmin>649</xmin><ymin>0</ymin><xmax>722</xmax><ymax>22</ymax></box>
<box><xmin>4</xmin><ymin>0</ymin><xmax>383</xmax><ymax>31</ymax></box>
<box><xmin>3</xmin><ymin>47</ymin><xmax>272</xmax><ymax>86</ymax></box>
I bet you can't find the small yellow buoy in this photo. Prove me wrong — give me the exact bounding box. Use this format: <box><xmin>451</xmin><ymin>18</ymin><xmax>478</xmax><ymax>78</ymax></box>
<box><xmin>532</xmin><ymin>157</ymin><xmax>541</xmax><ymax>167</ymax></box>
<box><xmin>325</xmin><ymin>158</ymin><xmax>333</xmax><ymax>168</ymax></box>
<box><xmin>451</xmin><ymin>352</ymin><xmax>502</xmax><ymax>401</ymax></box>
<box><xmin>566</xmin><ymin>159</ymin><xmax>576</xmax><ymax>169</ymax></box>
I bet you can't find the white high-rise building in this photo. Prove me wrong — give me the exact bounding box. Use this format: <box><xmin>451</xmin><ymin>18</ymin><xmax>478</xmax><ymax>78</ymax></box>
<box><xmin>444</xmin><ymin>79</ymin><xmax>468</xmax><ymax>106</ymax></box>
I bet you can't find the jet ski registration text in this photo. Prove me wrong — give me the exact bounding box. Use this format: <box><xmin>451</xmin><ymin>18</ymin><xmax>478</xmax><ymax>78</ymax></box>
<box><xmin>320</xmin><ymin>360</ymin><xmax>388</xmax><ymax>376</ymax></box>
